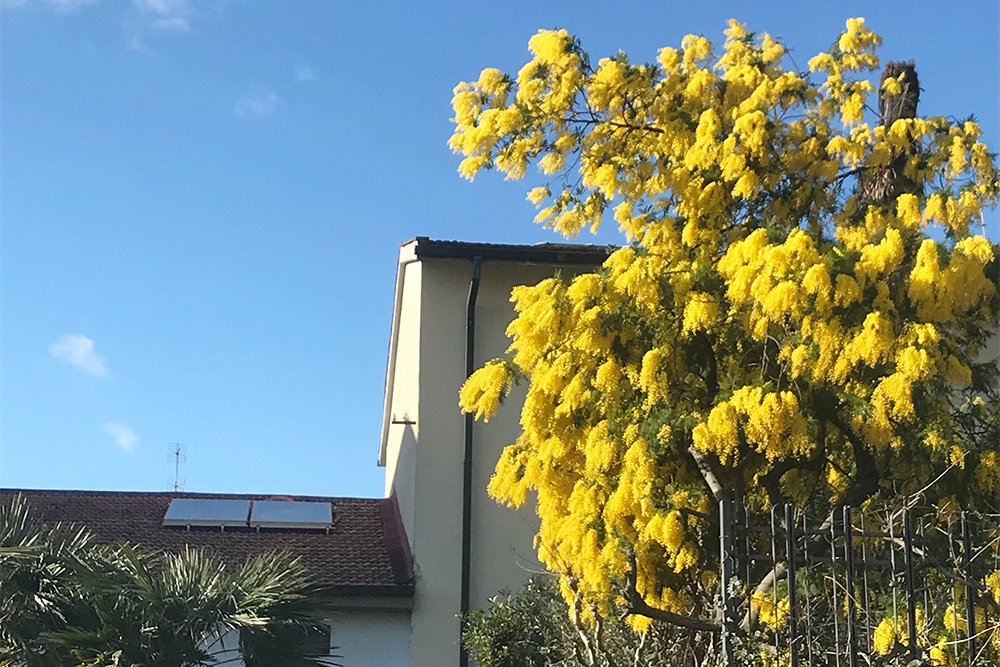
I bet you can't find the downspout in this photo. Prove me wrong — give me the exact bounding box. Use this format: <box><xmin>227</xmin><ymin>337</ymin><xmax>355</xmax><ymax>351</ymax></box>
<box><xmin>459</xmin><ymin>256</ymin><xmax>482</xmax><ymax>667</ymax></box>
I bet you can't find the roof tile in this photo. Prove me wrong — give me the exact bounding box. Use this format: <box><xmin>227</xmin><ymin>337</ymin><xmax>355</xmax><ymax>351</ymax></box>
<box><xmin>1</xmin><ymin>489</ymin><xmax>413</xmax><ymax>596</ymax></box>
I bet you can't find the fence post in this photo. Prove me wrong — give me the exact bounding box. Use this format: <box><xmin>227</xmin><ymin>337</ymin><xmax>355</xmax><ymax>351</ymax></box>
<box><xmin>962</xmin><ymin>512</ymin><xmax>976</xmax><ymax>667</ymax></box>
<box><xmin>903</xmin><ymin>510</ymin><xmax>918</xmax><ymax>660</ymax></box>
<box><xmin>720</xmin><ymin>498</ymin><xmax>736</xmax><ymax>666</ymax></box>
<box><xmin>784</xmin><ymin>504</ymin><xmax>799</xmax><ymax>667</ymax></box>
<box><xmin>843</xmin><ymin>506</ymin><xmax>859</xmax><ymax>667</ymax></box>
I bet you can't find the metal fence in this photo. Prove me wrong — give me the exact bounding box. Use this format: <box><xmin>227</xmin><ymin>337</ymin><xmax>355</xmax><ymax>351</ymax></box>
<box><xmin>718</xmin><ymin>500</ymin><xmax>1000</xmax><ymax>666</ymax></box>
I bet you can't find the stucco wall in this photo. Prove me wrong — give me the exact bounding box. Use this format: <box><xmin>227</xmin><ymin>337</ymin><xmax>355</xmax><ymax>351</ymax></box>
<box><xmin>384</xmin><ymin>260</ymin><xmax>422</xmax><ymax>541</ymax></box>
<box><xmin>408</xmin><ymin>258</ymin><xmax>469</xmax><ymax>667</ymax></box>
<box><xmin>330</xmin><ymin>610</ymin><xmax>411</xmax><ymax>667</ymax></box>
<box><xmin>206</xmin><ymin>610</ymin><xmax>410</xmax><ymax>667</ymax></box>
<box><xmin>390</xmin><ymin>255</ymin><xmax>600</xmax><ymax>667</ymax></box>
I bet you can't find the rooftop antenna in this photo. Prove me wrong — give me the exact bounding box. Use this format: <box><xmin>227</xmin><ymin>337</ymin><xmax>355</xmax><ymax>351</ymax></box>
<box><xmin>168</xmin><ymin>443</ymin><xmax>187</xmax><ymax>492</ymax></box>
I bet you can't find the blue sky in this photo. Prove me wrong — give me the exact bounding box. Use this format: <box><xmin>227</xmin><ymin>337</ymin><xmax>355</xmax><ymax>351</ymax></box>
<box><xmin>2</xmin><ymin>0</ymin><xmax>997</xmax><ymax>499</ymax></box>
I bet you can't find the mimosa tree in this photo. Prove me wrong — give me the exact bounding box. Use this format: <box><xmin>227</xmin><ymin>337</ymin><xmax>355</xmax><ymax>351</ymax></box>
<box><xmin>451</xmin><ymin>17</ymin><xmax>1000</xmax><ymax>649</ymax></box>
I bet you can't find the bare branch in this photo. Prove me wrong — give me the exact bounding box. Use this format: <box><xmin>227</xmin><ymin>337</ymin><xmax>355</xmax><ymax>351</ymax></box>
<box><xmin>688</xmin><ymin>446</ymin><xmax>725</xmax><ymax>502</ymax></box>
<box><xmin>567</xmin><ymin>577</ymin><xmax>597</xmax><ymax>666</ymax></box>
<box><xmin>739</xmin><ymin>562</ymin><xmax>788</xmax><ymax>633</ymax></box>
<box><xmin>623</xmin><ymin>553</ymin><xmax>721</xmax><ymax>633</ymax></box>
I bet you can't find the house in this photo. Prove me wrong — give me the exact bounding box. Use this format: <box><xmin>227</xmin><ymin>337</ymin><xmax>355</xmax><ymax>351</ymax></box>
<box><xmin>6</xmin><ymin>237</ymin><xmax>994</xmax><ymax>666</ymax></box>
<box><xmin>379</xmin><ymin>237</ymin><xmax>612</xmax><ymax>667</ymax></box>
<box><xmin>2</xmin><ymin>237</ymin><xmax>613</xmax><ymax>667</ymax></box>
<box><xmin>1</xmin><ymin>489</ymin><xmax>414</xmax><ymax>667</ymax></box>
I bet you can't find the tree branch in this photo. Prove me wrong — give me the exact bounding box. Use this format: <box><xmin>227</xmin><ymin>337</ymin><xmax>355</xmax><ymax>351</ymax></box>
<box><xmin>758</xmin><ymin>420</ymin><xmax>827</xmax><ymax>507</ymax></box>
<box><xmin>740</xmin><ymin>505</ymin><xmax>843</xmax><ymax>632</ymax></box>
<box><xmin>567</xmin><ymin>577</ymin><xmax>597</xmax><ymax>666</ymax></box>
<box><xmin>688</xmin><ymin>446</ymin><xmax>725</xmax><ymax>503</ymax></box>
<box><xmin>623</xmin><ymin>553</ymin><xmax>721</xmax><ymax>633</ymax></box>
<box><xmin>739</xmin><ymin>562</ymin><xmax>788</xmax><ymax>633</ymax></box>
<box><xmin>826</xmin><ymin>411</ymin><xmax>880</xmax><ymax>508</ymax></box>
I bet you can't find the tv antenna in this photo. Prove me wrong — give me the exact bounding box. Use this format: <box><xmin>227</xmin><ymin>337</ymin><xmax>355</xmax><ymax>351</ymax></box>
<box><xmin>168</xmin><ymin>443</ymin><xmax>187</xmax><ymax>492</ymax></box>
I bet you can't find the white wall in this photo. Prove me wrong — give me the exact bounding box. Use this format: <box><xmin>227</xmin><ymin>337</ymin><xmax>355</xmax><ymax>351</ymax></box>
<box><xmin>384</xmin><ymin>260</ymin><xmax>422</xmax><ymax>541</ymax></box>
<box><xmin>205</xmin><ymin>611</ymin><xmax>411</xmax><ymax>667</ymax></box>
<box><xmin>385</xmin><ymin>254</ymin><xmax>599</xmax><ymax>667</ymax></box>
<box><xmin>407</xmin><ymin>258</ymin><xmax>469</xmax><ymax>667</ymax></box>
<box><xmin>330</xmin><ymin>610</ymin><xmax>411</xmax><ymax>667</ymax></box>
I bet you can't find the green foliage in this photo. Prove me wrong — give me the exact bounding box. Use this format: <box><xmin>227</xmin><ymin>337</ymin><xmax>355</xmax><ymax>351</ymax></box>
<box><xmin>0</xmin><ymin>493</ymin><xmax>94</xmax><ymax>667</ymax></box>
<box><xmin>462</xmin><ymin>577</ymin><xmax>707</xmax><ymax>667</ymax></box>
<box><xmin>462</xmin><ymin>578</ymin><xmax>566</xmax><ymax>667</ymax></box>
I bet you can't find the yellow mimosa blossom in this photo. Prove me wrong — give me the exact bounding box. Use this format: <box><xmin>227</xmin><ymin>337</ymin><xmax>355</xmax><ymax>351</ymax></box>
<box><xmin>752</xmin><ymin>593</ymin><xmax>790</xmax><ymax>630</ymax></box>
<box><xmin>458</xmin><ymin>360</ymin><xmax>512</xmax><ymax>422</ymax></box>
<box><xmin>452</xmin><ymin>17</ymin><xmax>1000</xmax><ymax>640</ymax></box>
<box><xmin>873</xmin><ymin>617</ymin><xmax>896</xmax><ymax>655</ymax></box>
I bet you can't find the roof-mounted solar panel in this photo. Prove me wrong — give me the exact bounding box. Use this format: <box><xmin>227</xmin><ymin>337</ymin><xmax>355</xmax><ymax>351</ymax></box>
<box><xmin>250</xmin><ymin>500</ymin><xmax>332</xmax><ymax>529</ymax></box>
<box><xmin>163</xmin><ymin>498</ymin><xmax>250</xmax><ymax>528</ymax></box>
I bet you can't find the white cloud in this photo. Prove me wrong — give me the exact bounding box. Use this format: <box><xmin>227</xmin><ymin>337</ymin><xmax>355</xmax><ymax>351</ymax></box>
<box><xmin>234</xmin><ymin>88</ymin><xmax>278</xmax><ymax>118</ymax></box>
<box><xmin>133</xmin><ymin>0</ymin><xmax>186</xmax><ymax>16</ymax></box>
<box><xmin>104</xmin><ymin>422</ymin><xmax>138</xmax><ymax>451</ymax></box>
<box><xmin>132</xmin><ymin>0</ymin><xmax>189</xmax><ymax>30</ymax></box>
<box><xmin>295</xmin><ymin>64</ymin><xmax>315</xmax><ymax>82</ymax></box>
<box><xmin>50</xmin><ymin>334</ymin><xmax>108</xmax><ymax>377</ymax></box>
<box><xmin>126</xmin><ymin>35</ymin><xmax>148</xmax><ymax>52</ymax></box>
<box><xmin>151</xmin><ymin>16</ymin><xmax>188</xmax><ymax>30</ymax></box>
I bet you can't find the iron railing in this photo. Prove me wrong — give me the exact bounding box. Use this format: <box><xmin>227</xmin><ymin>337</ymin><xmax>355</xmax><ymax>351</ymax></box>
<box><xmin>718</xmin><ymin>500</ymin><xmax>999</xmax><ymax>666</ymax></box>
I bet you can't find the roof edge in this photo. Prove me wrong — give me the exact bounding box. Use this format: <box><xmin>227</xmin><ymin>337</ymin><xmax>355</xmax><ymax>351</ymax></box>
<box><xmin>325</xmin><ymin>584</ymin><xmax>415</xmax><ymax>598</ymax></box>
<box><xmin>380</xmin><ymin>494</ymin><xmax>414</xmax><ymax>584</ymax></box>
<box><xmin>404</xmin><ymin>237</ymin><xmax>615</xmax><ymax>265</ymax></box>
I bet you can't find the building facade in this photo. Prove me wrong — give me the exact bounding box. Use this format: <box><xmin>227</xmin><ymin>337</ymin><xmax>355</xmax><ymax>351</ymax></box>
<box><xmin>379</xmin><ymin>237</ymin><xmax>611</xmax><ymax>667</ymax></box>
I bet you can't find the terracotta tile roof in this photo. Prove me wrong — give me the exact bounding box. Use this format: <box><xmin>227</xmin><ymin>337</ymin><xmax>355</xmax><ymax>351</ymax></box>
<box><xmin>1</xmin><ymin>489</ymin><xmax>413</xmax><ymax>597</ymax></box>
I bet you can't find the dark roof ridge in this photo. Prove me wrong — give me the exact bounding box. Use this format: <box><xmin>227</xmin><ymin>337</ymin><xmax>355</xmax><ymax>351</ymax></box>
<box><xmin>402</xmin><ymin>236</ymin><xmax>616</xmax><ymax>264</ymax></box>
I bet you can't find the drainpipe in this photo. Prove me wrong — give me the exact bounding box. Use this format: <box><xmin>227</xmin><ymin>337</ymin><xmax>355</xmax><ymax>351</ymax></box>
<box><xmin>459</xmin><ymin>256</ymin><xmax>482</xmax><ymax>667</ymax></box>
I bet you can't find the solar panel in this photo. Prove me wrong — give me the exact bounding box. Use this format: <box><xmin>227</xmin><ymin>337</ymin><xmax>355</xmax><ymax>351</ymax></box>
<box><xmin>249</xmin><ymin>500</ymin><xmax>332</xmax><ymax>529</ymax></box>
<box><xmin>163</xmin><ymin>498</ymin><xmax>251</xmax><ymax>528</ymax></box>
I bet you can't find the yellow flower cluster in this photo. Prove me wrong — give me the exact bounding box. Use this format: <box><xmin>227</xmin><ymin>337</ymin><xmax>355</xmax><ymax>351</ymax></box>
<box><xmin>454</xmin><ymin>17</ymin><xmax>1000</xmax><ymax>630</ymax></box>
<box><xmin>873</xmin><ymin>608</ymin><xmax>929</xmax><ymax>655</ymax></box>
<box><xmin>977</xmin><ymin>451</ymin><xmax>1000</xmax><ymax>491</ymax></box>
<box><xmin>987</xmin><ymin>571</ymin><xmax>1000</xmax><ymax>606</ymax></box>
<box><xmin>909</xmin><ymin>237</ymin><xmax>996</xmax><ymax>321</ymax></box>
<box><xmin>458</xmin><ymin>360</ymin><xmax>512</xmax><ymax>422</ymax></box>
<box><xmin>693</xmin><ymin>387</ymin><xmax>811</xmax><ymax>464</ymax></box>
<box><xmin>752</xmin><ymin>592</ymin><xmax>790</xmax><ymax>630</ymax></box>
<box><xmin>681</xmin><ymin>292</ymin><xmax>719</xmax><ymax>335</ymax></box>
<box><xmin>929</xmin><ymin>640</ymin><xmax>954</xmax><ymax>666</ymax></box>
<box><xmin>872</xmin><ymin>617</ymin><xmax>896</xmax><ymax>655</ymax></box>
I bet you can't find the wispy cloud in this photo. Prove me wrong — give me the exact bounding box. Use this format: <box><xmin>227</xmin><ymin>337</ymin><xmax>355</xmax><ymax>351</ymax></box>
<box><xmin>295</xmin><ymin>64</ymin><xmax>315</xmax><ymax>82</ymax></box>
<box><xmin>234</xmin><ymin>88</ymin><xmax>278</xmax><ymax>118</ymax></box>
<box><xmin>50</xmin><ymin>334</ymin><xmax>108</xmax><ymax>377</ymax></box>
<box><xmin>151</xmin><ymin>15</ymin><xmax>188</xmax><ymax>30</ymax></box>
<box><xmin>133</xmin><ymin>0</ymin><xmax>185</xmax><ymax>16</ymax></box>
<box><xmin>132</xmin><ymin>0</ymin><xmax>189</xmax><ymax>30</ymax></box>
<box><xmin>104</xmin><ymin>422</ymin><xmax>138</xmax><ymax>451</ymax></box>
<box><xmin>126</xmin><ymin>35</ymin><xmax>148</xmax><ymax>52</ymax></box>
<box><xmin>2</xmin><ymin>0</ymin><xmax>99</xmax><ymax>11</ymax></box>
